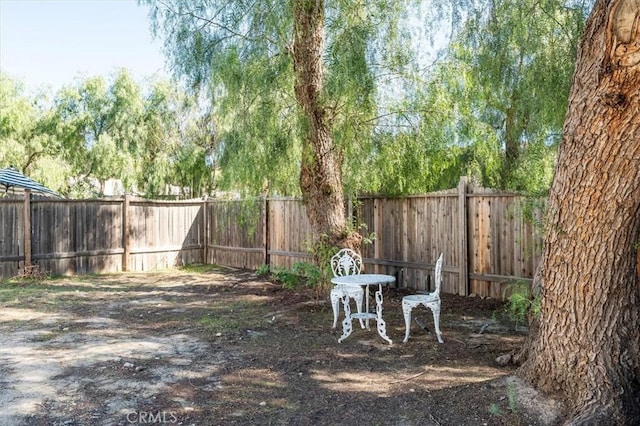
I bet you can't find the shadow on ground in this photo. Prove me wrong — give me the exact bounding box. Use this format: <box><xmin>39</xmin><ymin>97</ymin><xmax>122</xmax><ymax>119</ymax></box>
<box><xmin>0</xmin><ymin>267</ymin><xmax>564</xmax><ymax>425</ymax></box>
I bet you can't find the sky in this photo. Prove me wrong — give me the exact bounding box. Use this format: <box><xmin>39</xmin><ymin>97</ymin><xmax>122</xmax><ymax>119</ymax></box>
<box><xmin>0</xmin><ymin>0</ymin><xmax>168</xmax><ymax>92</ymax></box>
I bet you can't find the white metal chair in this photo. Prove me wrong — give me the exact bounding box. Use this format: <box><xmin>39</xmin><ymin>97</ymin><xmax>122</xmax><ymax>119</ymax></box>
<box><xmin>330</xmin><ymin>248</ymin><xmax>365</xmax><ymax>329</ymax></box>
<box><xmin>402</xmin><ymin>253</ymin><xmax>444</xmax><ymax>343</ymax></box>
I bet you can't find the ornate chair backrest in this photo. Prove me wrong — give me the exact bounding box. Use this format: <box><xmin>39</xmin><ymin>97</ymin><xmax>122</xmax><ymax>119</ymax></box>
<box><xmin>433</xmin><ymin>253</ymin><xmax>444</xmax><ymax>295</ymax></box>
<box><xmin>330</xmin><ymin>248</ymin><xmax>362</xmax><ymax>277</ymax></box>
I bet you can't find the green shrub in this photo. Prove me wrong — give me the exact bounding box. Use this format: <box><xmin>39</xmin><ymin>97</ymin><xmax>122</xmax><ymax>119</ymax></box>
<box><xmin>267</xmin><ymin>262</ymin><xmax>324</xmax><ymax>290</ymax></box>
<box><xmin>255</xmin><ymin>264</ymin><xmax>270</xmax><ymax>277</ymax></box>
<box><xmin>271</xmin><ymin>267</ymin><xmax>301</xmax><ymax>289</ymax></box>
<box><xmin>292</xmin><ymin>262</ymin><xmax>322</xmax><ymax>287</ymax></box>
<box><xmin>502</xmin><ymin>281</ymin><xmax>541</xmax><ymax>329</ymax></box>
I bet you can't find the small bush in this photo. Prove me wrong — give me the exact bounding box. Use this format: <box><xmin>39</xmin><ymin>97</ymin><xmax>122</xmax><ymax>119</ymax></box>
<box><xmin>255</xmin><ymin>264</ymin><xmax>270</xmax><ymax>277</ymax></box>
<box><xmin>267</xmin><ymin>262</ymin><xmax>324</xmax><ymax>290</ymax></box>
<box><xmin>502</xmin><ymin>281</ymin><xmax>541</xmax><ymax>330</ymax></box>
<box><xmin>292</xmin><ymin>262</ymin><xmax>322</xmax><ymax>287</ymax></box>
<box><xmin>271</xmin><ymin>267</ymin><xmax>301</xmax><ymax>289</ymax></box>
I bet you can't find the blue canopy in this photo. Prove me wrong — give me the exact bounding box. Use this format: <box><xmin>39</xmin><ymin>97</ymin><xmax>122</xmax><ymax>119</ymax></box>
<box><xmin>0</xmin><ymin>166</ymin><xmax>62</xmax><ymax>198</ymax></box>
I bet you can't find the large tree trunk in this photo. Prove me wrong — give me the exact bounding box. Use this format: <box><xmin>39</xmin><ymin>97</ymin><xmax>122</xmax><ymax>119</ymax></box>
<box><xmin>516</xmin><ymin>0</ymin><xmax>640</xmax><ymax>424</ymax></box>
<box><xmin>292</xmin><ymin>0</ymin><xmax>360</xmax><ymax>251</ymax></box>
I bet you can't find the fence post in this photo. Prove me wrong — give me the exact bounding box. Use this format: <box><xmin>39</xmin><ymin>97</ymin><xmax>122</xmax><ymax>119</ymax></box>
<box><xmin>373</xmin><ymin>198</ymin><xmax>382</xmax><ymax>273</ymax></box>
<box><xmin>202</xmin><ymin>199</ymin><xmax>208</xmax><ymax>264</ymax></box>
<box><xmin>122</xmin><ymin>194</ymin><xmax>130</xmax><ymax>272</ymax></box>
<box><xmin>23</xmin><ymin>189</ymin><xmax>32</xmax><ymax>269</ymax></box>
<box><xmin>457</xmin><ymin>176</ymin><xmax>469</xmax><ymax>296</ymax></box>
<box><xmin>263</xmin><ymin>198</ymin><xmax>270</xmax><ymax>267</ymax></box>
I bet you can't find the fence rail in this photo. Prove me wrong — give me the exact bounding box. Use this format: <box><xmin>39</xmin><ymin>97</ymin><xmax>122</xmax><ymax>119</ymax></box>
<box><xmin>0</xmin><ymin>178</ymin><xmax>597</xmax><ymax>298</ymax></box>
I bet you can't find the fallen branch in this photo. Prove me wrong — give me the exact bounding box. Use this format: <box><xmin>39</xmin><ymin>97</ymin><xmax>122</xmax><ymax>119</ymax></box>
<box><xmin>390</xmin><ymin>369</ymin><xmax>429</xmax><ymax>384</ymax></box>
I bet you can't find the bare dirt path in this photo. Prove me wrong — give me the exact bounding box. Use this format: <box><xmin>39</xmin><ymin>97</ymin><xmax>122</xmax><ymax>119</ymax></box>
<box><xmin>0</xmin><ymin>267</ymin><xmax>564</xmax><ymax>425</ymax></box>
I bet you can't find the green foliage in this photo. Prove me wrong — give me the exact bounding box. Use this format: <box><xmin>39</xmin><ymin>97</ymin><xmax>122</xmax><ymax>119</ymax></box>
<box><xmin>489</xmin><ymin>403</ymin><xmax>502</xmax><ymax>417</ymax></box>
<box><xmin>4</xmin><ymin>0</ymin><xmax>592</xmax><ymax>200</ymax></box>
<box><xmin>0</xmin><ymin>73</ymin><xmax>66</xmax><ymax>192</ymax></box>
<box><xmin>306</xmin><ymin>236</ymin><xmax>339</xmax><ymax>281</ymax></box>
<box><xmin>521</xmin><ymin>195</ymin><xmax>547</xmax><ymax>234</ymax></box>
<box><xmin>255</xmin><ymin>264</ymin><xmax>270</xmax><ymax>277</ymax></box>
<box><xmin>434</xmin><ymin>0</ymin><xmax>587</xmax><ymax>192</ymax></box>
<box><xmin>502</xmin><ymin>281</ymin><xmax>541</xmax><ymax>329</ymax></box>
<box><xmin>1</xmin><ymin>70</ymin><xmax>215</xmax><ymax>199</ymax></box>
<box><xmin>143</xmin><ymin>0</ymin><xmax>425</xmax><ymax>198</ymax></box>
<box><xmin>488</xmin><ymin>382</ymin><xmax>519</xmax><ymax>417</ymax></box>
<box><xmin>507</xmin><ymin>383</ymin><xmax>518</xmax><ymax>412</ymax></box>
<box><xmin>271</xmin><ymin>267</ymin><xmax>301</xmax><ymax>290</ymax></box>
<box><xmin>146</xmin><ymin>0</ymin><xmax>303</xmax><ymax>197</ymax></box>
<box><xmin>270</xmin><ymin>262</ymin><xmax>323</xmax><ymax>290</ymax></box>
<box><xmin>177</xmin><ymin>263</ymin><xmax>219</xmax><ymax>273</ymax></box>
<box><xmin>291</xmin><ymin>262</ymin><xmax>323</xmax><ymax>288</ymax></box>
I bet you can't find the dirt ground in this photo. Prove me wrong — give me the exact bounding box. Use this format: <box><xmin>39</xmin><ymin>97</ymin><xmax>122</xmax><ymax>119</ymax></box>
<box><xmin>0</xmin><ymin>266</ymin><xmax>566</xmax><ymax>426</ymax></box>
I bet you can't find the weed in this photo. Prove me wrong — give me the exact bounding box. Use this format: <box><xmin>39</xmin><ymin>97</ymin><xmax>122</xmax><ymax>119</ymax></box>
<box><xmin>507</xmin><ymin>382</ymin><xmax>518</xmax><ymax>412</ymax></box>
<box><xmin>488</xmin><ymin>382</ymin><xmax>518</xmax><ymax>418</ymax></box>
<box><xmin>197</xmin><ymin>300</ymin><xmax>269</xmax><ymax>334</ymax></box>
<box><xmin>271</xmin><ymin>267</ymin><xmax>301</xmax><ymax>289</ymax></box>
<box><xmin>256</xmin><ymin>264</ymin><xmax>270</xmax><ymax>277</ymax></box>
<box><xmin>30</xmin><ymin>331</ymin><xmax>61</xmax><ymax>342</ymax></box>
<box><xmin>489</xmin><ymin>403</ymin><xmax>502</xmax><ymax>416</ymax></box>
<box><xmin>268</xmin><ymin>263</ymin><xmax>324</xmax><ymax>290</ymax></box>
<box><xmin>291</xmin><ymin>262</ymin><xmax>322</xmax><ymax>287</ymax></box>
<box><xmin>501</xmin><ymin>281</ymin><xmax>540</xmax><ymax>330</ymax></box>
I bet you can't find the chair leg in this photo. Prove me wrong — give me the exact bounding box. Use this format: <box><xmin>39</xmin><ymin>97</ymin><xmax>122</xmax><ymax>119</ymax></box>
<box><xmin>402</xmin><ymin>300</ymin><xmax>412</xmax><ymax>343</ymax></box>
<box><xmin>330</xmin><ymin>291</ymin><xmax>340</xmax><ymax>329</ymax></box>
<box><xmin>354</xmin><ymin>291</ymin><xmax>365</xmax><ymax>329</ymax></box>
<box><xmin>431</xmin><ymin>305</ymin><xmax>444</xmax><ymax>343</ymax></box>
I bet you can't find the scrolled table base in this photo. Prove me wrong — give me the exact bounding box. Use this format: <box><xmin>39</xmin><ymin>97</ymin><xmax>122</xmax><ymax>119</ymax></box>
<box><xmin>338</xmin><ymin>290</ymin><xmax>392</xmax><ymax>344</ymax></box>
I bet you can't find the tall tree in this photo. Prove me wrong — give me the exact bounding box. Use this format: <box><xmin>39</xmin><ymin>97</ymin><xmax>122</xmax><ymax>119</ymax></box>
<box><xmin>292</xmin><ymin>0</ymin><xmax>352</xmax><ymax>247</ymax></box>
<box><xmin>53</xmin><ymin>75</ymin><xmax>131</xmax><ymax>196</ymax></box>
<box><xmin>0</xmin><ymin>74</ymin><xmax>51</xmax><ymax>171</ymax></box>
<box><xmin>144</xmin><ymin>0</ymin><xmax>409</xmax><ymax>248</ymax></box>
<box><xmin>437</xmin><ymin>0</ymin><xmax>589</xmax><ymax>191</ymax></box>
<box><xmin>0</xmin><ymin>73</ymin><xmax>67</xmax><ymax>191</ymax></box>
<box><xmin>516</xmin><ymin>0</ymin><xmax>640</xmax><ymax>423</ymax></box>
<box><xmin>344</xmin><ymin>0</ymin><xmax>590</xmax><ymax>195</ymax></box>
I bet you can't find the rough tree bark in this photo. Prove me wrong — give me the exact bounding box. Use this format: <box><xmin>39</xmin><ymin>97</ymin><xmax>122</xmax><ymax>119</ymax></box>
<box><xmin>292</xmin><ymin>0</ymin><xmax>361</xmax><ymax>251</ymax></box>
<box><xmin>516</xmin><ymin>0</ymin><xmax>640</xmax><ymax>424</ymax></box>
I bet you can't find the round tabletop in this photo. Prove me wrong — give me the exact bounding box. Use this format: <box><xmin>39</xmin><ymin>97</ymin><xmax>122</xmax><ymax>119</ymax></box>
<box><xmin>330</xmin><ymin>274</ymin><xmax>396</xmax><ymax>286</ymax></box>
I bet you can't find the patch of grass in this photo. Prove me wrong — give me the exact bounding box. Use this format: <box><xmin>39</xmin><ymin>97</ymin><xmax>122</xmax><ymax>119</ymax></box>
<box><xmin>197</xmin><ymin>314</ymin><xmax>232</xmax><ymax>330</ymax></box>
<box><xmin>30</xmin><ymin>331</ymin><xmax>62</xmax><ymax>342</ymax></box>
<box><xmin>0</xmin><ymin>282</ymin><xmax>51</xmax><ymax>303</ymax></box>
<box><xmin>271</xmin><ymin>267</ymin><xmax>301</xmax><ymax>289</ymax></box>
<box><xmin>197</xmin><ymin>313</ymin><xmax>267</xmax><ymax>336</ymax></box>
<box><xmin>178</xmin><ymin>263</ymin><xmax>221</xmax><ymax>274</ymax></box>
<box><xmin>0</xmin><ymin>279</ymin><xmax>125</xmax><ymax>307</ymax></box>
<box><xmin>197</xmin><ymin>300</ymin><xmax>270</xmax><ymax>335</ymax></box>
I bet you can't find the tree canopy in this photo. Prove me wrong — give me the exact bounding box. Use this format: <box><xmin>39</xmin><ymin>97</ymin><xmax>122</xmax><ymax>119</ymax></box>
<box><xmin>0</xmin><ymin>70</ymin><xmax>215</xmax><ymax>198</ymax></box>
<box><xmin>143</xmin><ymin>0</ymin><xmax>590</xmax><ymax>198</ymax></box>
<box><xmin>1</xmin><ymin>1</ymin><xmax>593</xmax><ymax>200</ymax></box>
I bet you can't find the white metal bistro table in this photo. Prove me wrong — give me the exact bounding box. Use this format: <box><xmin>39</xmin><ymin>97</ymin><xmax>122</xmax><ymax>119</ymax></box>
<box><xmin>331</xmin><ymin>274</ymin><xmax>395</xmax><ymax>344</ymax></box>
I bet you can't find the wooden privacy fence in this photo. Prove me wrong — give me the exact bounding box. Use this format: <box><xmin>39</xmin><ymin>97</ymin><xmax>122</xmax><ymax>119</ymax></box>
<box><xmin>208</xmin><ymin>178</ymin><xmax>545</xmax><ymax>298</ymax></box>
<box><xmin>1</xmin><ymin>178</ymin><xmax>555</xmax><ymax>297</ymax></box>
<box><xmin>0</xmin><ymin>194</ymin><xmax>205</xmax><ymax>279</ymax></box>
